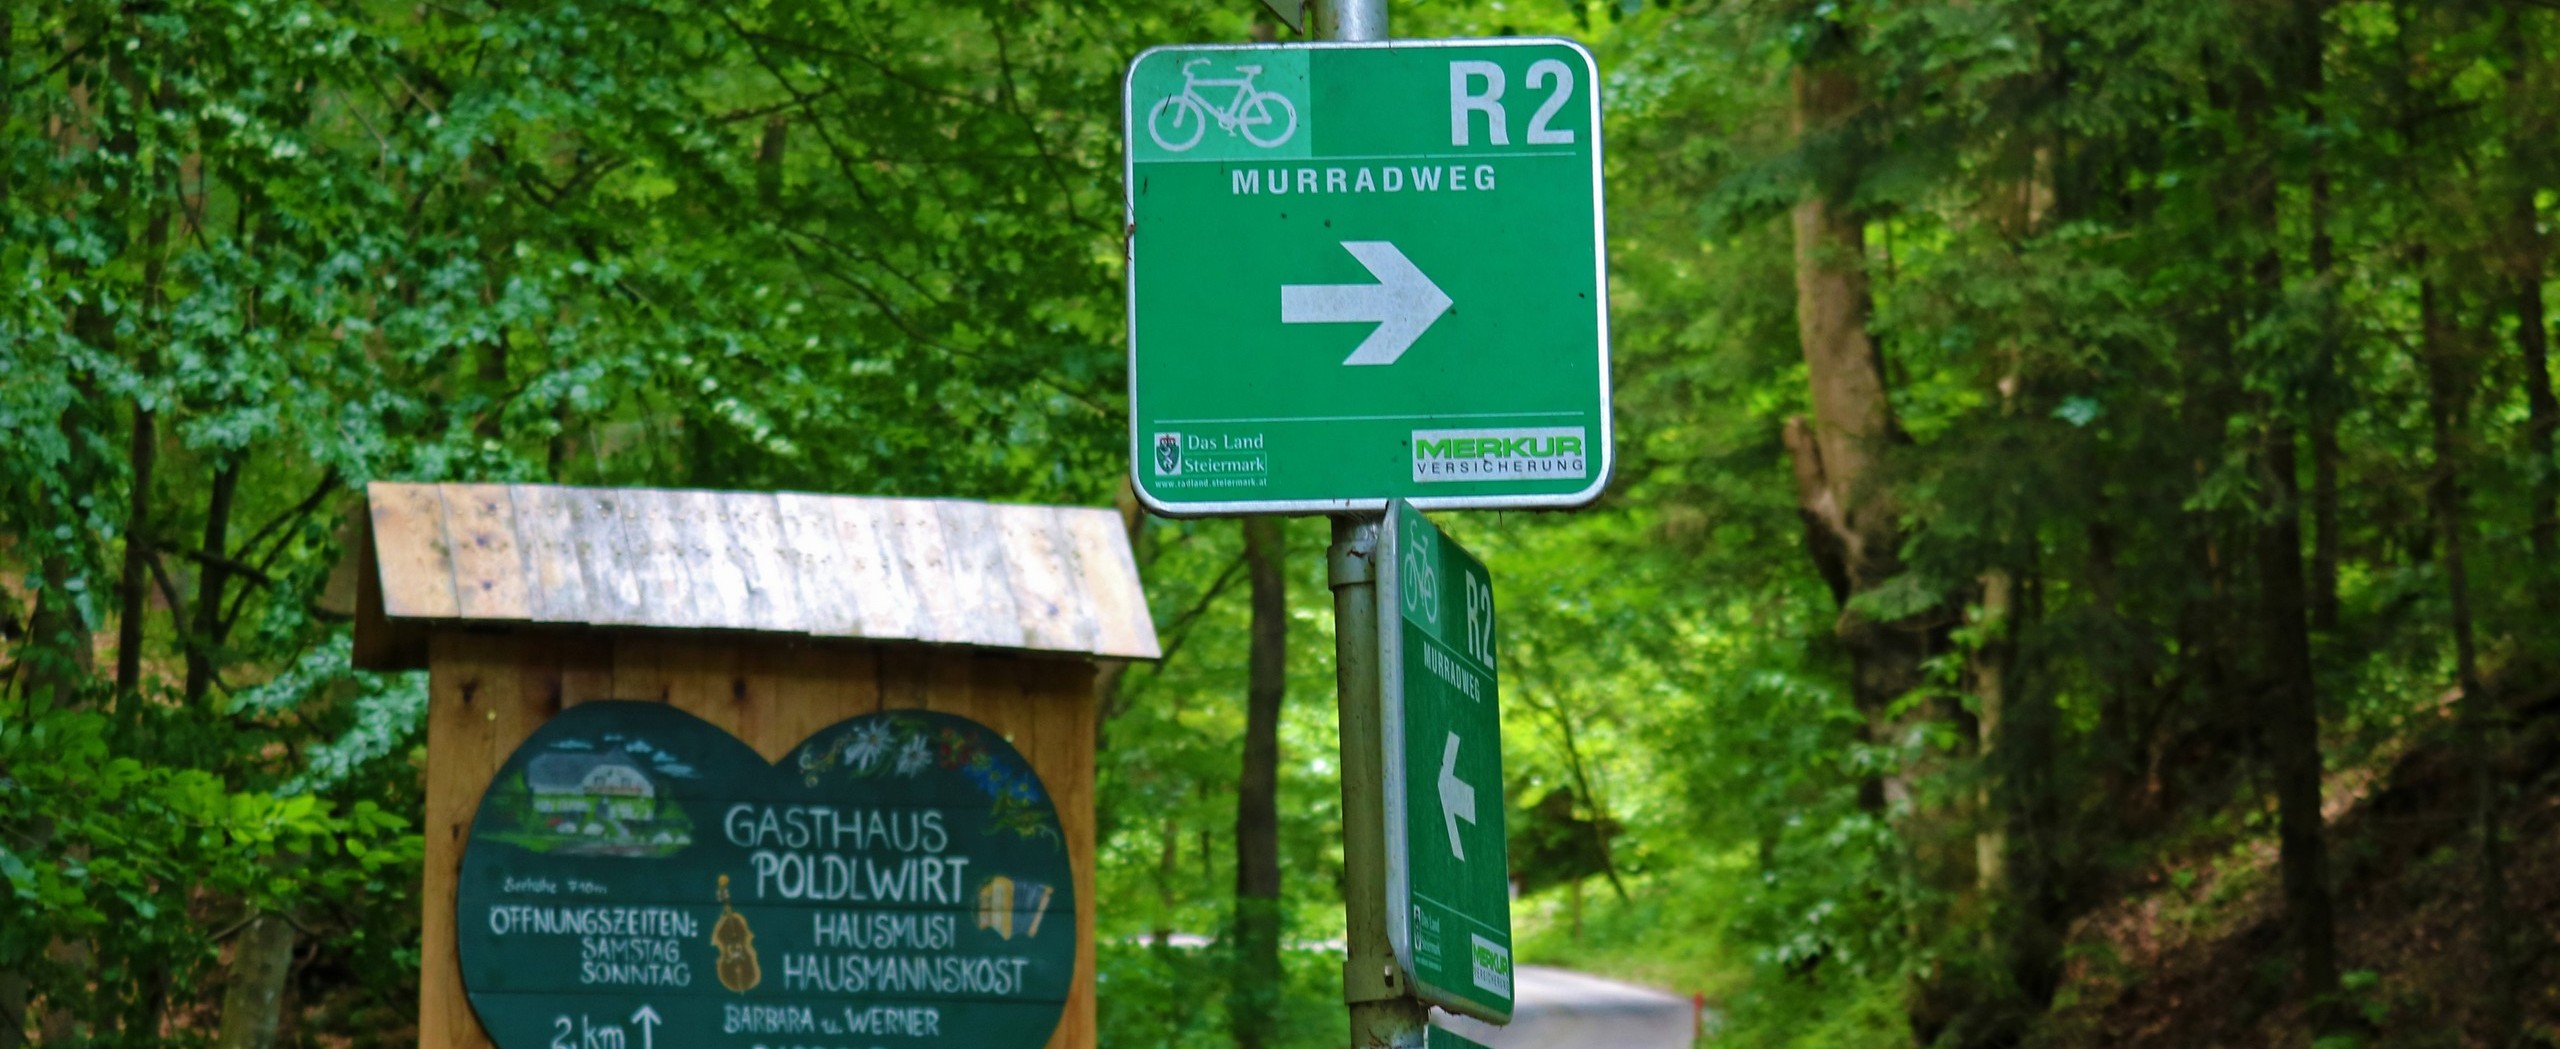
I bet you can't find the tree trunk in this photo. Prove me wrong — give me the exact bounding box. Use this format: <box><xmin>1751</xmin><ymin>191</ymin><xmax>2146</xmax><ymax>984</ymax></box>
<box><xmin>2507</xmin><ymin>29</ymin><xmax>2557</xmax><ymax>579</ymax></box>
<box><xmin>1229</xmin><ymin>518</ymin><xmax>1286</xmax><ymax>1049</ymax></box>
<box><xmin>22</xmin><ymin>556</ymin><xmax>90</xmax><ymax>707</ymax></box>
<box><xmin>115</xmin><ymin>408</ymin><xmax>155</xmax><ymax>696</ymax></box>
<box><xmin>476</xmin><ymin>334</ymin><xmax>508</xmax><ymax>441</ymax></box>
<box><xmin>1569</xmin><ymin>879</ymin><xmax>1585</xmax><ymax>942</ymax></box>
<box><xmin>1787</xmin><ymin>69</ymin><xmax>1900</xmax><ymax>579</ymax></box>
<box><xmin>2240</xmin><ymin>33</ymin><xmax>2347</xmax><ymax>1030</ymax></box>
<box><xmin>1786</xmin><ymin>49</ymin><xmax>1969</xmax><ymax>1043</ymax></box>
<box><xmin>0</xmin><ymin>975</ymin><xmax>22</xmax><ymax>1049</ymax></box>
<box><xmin>2419</xmin><ymin>274</ymin><xmax>2522</xmax><ymax>1046</ymax></box>
<box><xmin>1784</xmin><ymin>64</ymin><xmax>1931</xmax><ymax>752</ymax></box>
<box><xmin>2087</xmin><ymin>513</ymin><xmax>2145</xmax><ymax>817</ymax></box>
<box><xmin>1093</xmin><ymin>479</ymin><xmax>1147</xmax><ymax>754</ymax></box>
<box><xmin>1151</xmin><ymin>815</ymin><xmax>1179</xmax><ymax>949</ymax></box>
<box><xmin>0</xmin><ymin>4</ymin><xmax>12</xmax><ymax>210</ymax></box>
<box><xmin>185</xmin><ymin>459</ymin><xmax>241</xmax><ymax>703</ymax></box>
<box><xmin>22</xmin><ymin>338</ymin><xmax>103</xmax><ymax>1049</ymax></box>
<box><xmin>2305</xmin><ymin>23</ymin><xmax>2343</xmax><ymax>631</ymax></box>
<box><xmin>2516</xmin><ymin>241</ymin><xmax>2556</xmax><ymax>573</ymax></box>
<box><xmin>212</xmin><ymin>913</ymin><xmax>297</xmax><ymax>1049</ymax></box>
<box><xmin>758</xmin><ymin>115</ymin><xmax>789</xmax><ymax>210</ymax></box>
<box><xmin>1981</xmin><ymin>568</ymin><xmax>2066</xmax><ymax>1042</ymax></box>
<box><xmin>114</xmin><ymin>183</ymin><xmax>172</xmax><ymax>698</ymax></box>
<box><xmin>2255</xmin><ymin>416</ymin><xmax>2346</xmax><ymax>1033</ymax></box>
<box><xmin>1152</xmin><ymin>663</ymin><xmax>1189</xmax><ymax>952</ymax></box>
<box><xmin>1972</xmin><ymin>571</ymin><xmax>2011</xmax><ymax>898</ymax></box>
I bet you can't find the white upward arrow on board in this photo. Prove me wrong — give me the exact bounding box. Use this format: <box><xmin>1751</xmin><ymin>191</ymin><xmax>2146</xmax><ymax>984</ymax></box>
<box><xmin>630</xmin><ymin>1005</ymin><xmax>661</xmax><ymax>1049</ymax></box>
<box><xmin>1280</xmin><ymin>241</ymin><xmax>1452</xmax><ymax>366</ymax></box>
<box><xmin>1438</xmin><ymin>731</ymin><xmax>1477</xmax><ymax>861</ymax></box>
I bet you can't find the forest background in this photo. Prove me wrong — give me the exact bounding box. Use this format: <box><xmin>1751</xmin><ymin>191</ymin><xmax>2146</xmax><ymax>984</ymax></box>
<box><xmin>6</xmin><ymin>0</ymin><xmax>2560</xmax><ymax>1046</ymax></box>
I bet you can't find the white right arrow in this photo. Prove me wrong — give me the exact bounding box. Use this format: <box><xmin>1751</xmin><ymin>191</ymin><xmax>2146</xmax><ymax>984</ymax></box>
<box><xmin>1437</xmin><ymin>731</ymin><xmax>1477</xmax><ymax>861</ymax></box>
<box><xmin>1280</xmin><ymin>241</ymin><xmax>1453</xmax><ymax>366</ymax></box>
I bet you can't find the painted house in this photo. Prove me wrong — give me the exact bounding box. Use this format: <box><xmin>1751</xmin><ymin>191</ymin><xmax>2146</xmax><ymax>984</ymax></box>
<box><xmin>525</xmin><ymin>751</ymin><xmax>657</xmax><ymax>823</ymax></box>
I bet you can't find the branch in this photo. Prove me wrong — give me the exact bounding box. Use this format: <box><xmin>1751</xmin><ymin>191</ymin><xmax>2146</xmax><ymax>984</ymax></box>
<box><xmin>716</xmin><ymin>13</ymin><xmax>901</xmax><ymax>229</ymax></box>
<box><xmin>237</xmin><ymin>470</ymin><xmax>342</xmax><ymax>568</ymax></box>
<box><xmin>778</xmin><ymin>237</ymin><xmax>1112</xmax><ymax>415</ymax></box>
<box><xmin>144</xmin><ymin>549</ymin><xmax>195</xmax><ymax>678</ymax></box>
<box><xmin>785</xmin><ymin>225</ymin><xmax>951</xmax><ymax>319</ymax></box>
<box><xmin>712</xmin><ymin>87</ymin><xmax>849</xmax><ymax>126</ymax></box>
<box><xmin>725</xmin><ymin>26</ymin><xmax>999</xmax><ymax>113</ymax></box>
<box><xmin>226</xmin><ymin>471</ymin><xmax>346</xmax><ymax>635</ymax></box>
<box><xmin>1143</xmin><ymin>554</ymin><xmax>1251</xmax><ymax>673</ymax></box>
<box><xmin>1509</xmin><ymin>661</ymin><xmax>1629</xmax><ymax>902</ymax></box>
<box><xmin>208</xmin><ymin>911</ymin><xmax>261</xmax><ymax>944</ymax></box>
<box><xmin>10</xmin><ymin>36</ymin><xmax>89</xmax><ymax>92</ymax></box>
<box><xmin>413</xmin><ymin>0</ymin><xmax>485</xmax><ymax>21</ymax></box>
<box><xmin>165</xmin><ymin>543</ymin><xmax>273</xmax><ymax>588</ymax></box>
<box><xmin>332</xmin><ymin>86</ymin><xmax>392</xmax><ymax>165</ymax></box>
<box><xmin>550</xmin><ymin>154</ymin><xmax>627</xmax><ymax>204</ymax></box>
<box><xmin>989</xmin><ymin>16</ymin><xmax>1088</xmax><ymax>227</ymax></box>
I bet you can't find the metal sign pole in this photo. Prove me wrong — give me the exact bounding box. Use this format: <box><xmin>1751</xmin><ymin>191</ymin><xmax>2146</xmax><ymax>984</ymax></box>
<box><xmin>1321</xmin><ymin>13</ymin><xmax>1408</xmax><ymax>1029</ymax></box>
<box><xmin>1310</xmin><ymin>0</ymin><xmax>1386</xmax><ymax>42</ymax></box>
<box><xmin>1317</xmin><ymin>0</ymin><xmax>1405</xmax><ymax>993</ymax></box>
<box><xmin>1309</xmin><ymin>0</ymin><xmax>1424</xmax><ymax>1040</ymax></box>
<box><xmin>1330</xmin><ymin>514</ymin><xmax>1430</xmax><ymax>1048</ymax></box>
<box><xmin>1310</xmin><ymin>7</ymin><xmax>1416</xmax><ymax>1041</ymax></box>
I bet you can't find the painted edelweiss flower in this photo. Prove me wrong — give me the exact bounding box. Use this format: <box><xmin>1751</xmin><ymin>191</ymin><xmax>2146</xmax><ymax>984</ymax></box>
<box><xmin>895</xmin><ymin>735</ymin><xmax>933</xmax><ymax>777</ymax></box>
<box><xmin>843</xmin><ymin>722</ymin><xmax>895</xmax><ymax>771</ymax></box>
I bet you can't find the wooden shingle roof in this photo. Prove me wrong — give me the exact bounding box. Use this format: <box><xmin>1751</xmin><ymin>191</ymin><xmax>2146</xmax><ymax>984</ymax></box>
<box><xmin>354</xmin><ymin>482</ymin><xmax>1157</xmax><ymax>670</ymax></box>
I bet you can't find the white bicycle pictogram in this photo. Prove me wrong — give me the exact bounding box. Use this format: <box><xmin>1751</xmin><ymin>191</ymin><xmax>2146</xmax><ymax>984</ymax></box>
<box><xmin>1147</xmin><ymin>58</ymin><xmax>1299</xmax><ymax>152</ymax></box>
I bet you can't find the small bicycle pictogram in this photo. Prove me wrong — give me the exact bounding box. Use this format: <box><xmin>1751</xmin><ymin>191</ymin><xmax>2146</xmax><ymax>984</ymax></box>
<box><xmin>1147</xmin><ymin>58</ymin><xmax>1299</xmax><ymax>152</ymax></box>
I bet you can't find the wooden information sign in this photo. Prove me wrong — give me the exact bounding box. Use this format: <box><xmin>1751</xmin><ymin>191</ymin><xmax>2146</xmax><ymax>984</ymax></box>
<box><xmin>355</xmin><ymin>482</ymin><xmax>1161</xmax><ymax>1049</ymax></box>
<box><xmin>457</xmin><ymin>703</ymin><xmax>1078</xmax><ymax>1049</ymax></box>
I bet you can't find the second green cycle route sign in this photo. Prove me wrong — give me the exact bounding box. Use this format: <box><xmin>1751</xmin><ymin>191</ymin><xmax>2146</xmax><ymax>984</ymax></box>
<box><xmin>1124</xmin><ymin>39</ymin><xmax>1610</xmax><ymax>515</ymax></box>
<box><xmin>1380</xmin><ymin>501</ymin><xmax>1512</xmax><ymax>1021</ymax></box>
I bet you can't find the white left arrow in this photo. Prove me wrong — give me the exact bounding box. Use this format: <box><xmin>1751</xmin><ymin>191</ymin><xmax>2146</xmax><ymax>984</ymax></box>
<box><xmin>1280</xmin><ymin>241</ymin><xmax>1453</xmax><ymax>366</ymax></box>
<box><xmin>1438</xmin><ymin>731</ymin><xmax>1477</xmax><ymax>861</ymax></box>
<box><xmin>630</xmin><ymin>1005</ymin><xmax>661</xmax><ymax>1049</ymax></box>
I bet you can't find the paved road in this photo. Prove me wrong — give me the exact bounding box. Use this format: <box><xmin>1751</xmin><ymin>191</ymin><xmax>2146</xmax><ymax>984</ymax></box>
<box><xmin>1431</xmin><ymin>964</ymin><xmax>1698</xmax><ymax>1048</ymax></box>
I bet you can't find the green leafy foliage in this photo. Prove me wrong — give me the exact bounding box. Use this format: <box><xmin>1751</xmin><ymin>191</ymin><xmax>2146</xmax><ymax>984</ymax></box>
<box><xmin>8</xmin><ymin>0</ymin><xmax>2560</xmax><ymax>1045</ymax></box>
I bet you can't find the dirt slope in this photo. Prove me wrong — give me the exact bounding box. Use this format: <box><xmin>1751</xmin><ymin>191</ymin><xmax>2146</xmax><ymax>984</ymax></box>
<box><xmin>2040</xmin><ymin>690</ymin><xmax>2560</xmax><ymax>1048</ymax></box>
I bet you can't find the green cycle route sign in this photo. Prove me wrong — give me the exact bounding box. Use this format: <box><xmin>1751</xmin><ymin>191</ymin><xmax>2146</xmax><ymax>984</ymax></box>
<box><xmin>1124</xmin><ymin>39</ymin><xmax>1611</xmax><ymax>516</ymax></box>
<box><xmin>1379</xmin><ymin>501</ymin><xmax>1512</xmax><ymax>1022</ymax></box>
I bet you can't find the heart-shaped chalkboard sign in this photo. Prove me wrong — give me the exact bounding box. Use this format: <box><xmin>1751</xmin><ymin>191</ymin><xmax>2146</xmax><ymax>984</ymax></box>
<box><xmin>457</xmin><ymin>702</ymin><xmax>1076</xmax><ymax>1049</ymax></box>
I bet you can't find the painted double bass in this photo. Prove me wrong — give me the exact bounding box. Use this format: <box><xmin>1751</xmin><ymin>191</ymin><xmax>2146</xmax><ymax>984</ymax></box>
<box><xmin>712</xmin><ymin>873</ymin><xmax>761</xmax><ymax>992</ymax></box>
